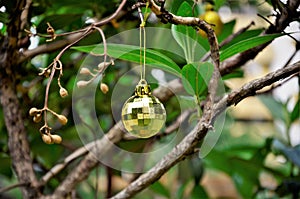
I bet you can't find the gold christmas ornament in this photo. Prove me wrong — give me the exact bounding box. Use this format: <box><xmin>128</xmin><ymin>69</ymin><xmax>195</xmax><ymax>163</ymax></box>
<box><xmin>121</xmin><ymin>5</ymin><xmax>166</xmax><ymax>138</ymax></box>
<box><xmin>121</xmin><ymin>79</ymin><xmax>166</xmax><ymax>138</ymax></box>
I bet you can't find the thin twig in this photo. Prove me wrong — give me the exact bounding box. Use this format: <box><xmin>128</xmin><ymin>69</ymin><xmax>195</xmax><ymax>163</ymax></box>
<box><xmin>283</xmin><ymin>48</ymin><xmax>299</xmax><ymax>68</ymax></box>
<box><xmin>39</xmin><ymin>79</ymin><xmax>184</xmax><ymax>187</ymax></box>
<box><xmin>37</xmin><ymin>27</ymin><xmax>92</xmax><ymax>139</ymax></box>
<box><xmin>19</xmin><ymin>0</ymin><xmax>128</xmax><ymax>64</ymax></box>
<box><xmin>147</xmin><ymin>0</ymin><xmax>220</xmax><ymax>69</ymax></box>
<box><xmin>256</xmin><ymin>73</ymin><xmax>299</xmax><ymax>95</ymax></box>
<box><xmin>40</xmin><ymin>108</ymin><xmax>192</xmax><ymax>184</ymax></box>
<box><xmin>111</xmin><ymin>60</ymin><xmax>300</xmax><ymax>199</ymax></box>
<box><xmin>257</xmin><ymin>13</ymin><xmax>274</xmax><ymax>26</ymax></box>
<box><xmin>213</xmin><ymin>61</ymin><xmax>300</xmax><ymax>119</ymax></box>
<box><xmin>41</xmin><ymin>35</ymin><xmax>300</xmax><ymax>199</ymax></box>
<box><xmin>0</xmin><ymin>182</ymin><xmax>28</xmax><ymax>193</ymax></box>
<box><xmin>110</xmin><ymin>0</ymin><xmax>222</xmax><ymax>198</ymax></box>
<box><xmin>20</xmin><ymin>0</ymin><xmax>32</xmax><ymax>30</ymax></box>
<box><xmin>106</xmin><ymin>166</ymin><xmax>113</xmax><ymax>198</ymax></box>
<box><xmin>220</xmin><ymin>0</ymin><xmax>300</xmax><ymax>75</ymax></box>
<box><xmin>25</xmin><ymin>0</ymin><xmax>127</xmax><ymax>40</ymax></box>
<box><xmin>38</xmin><ymin>0</ymin><xmax>299</xmax><ymax>198</ymax></box>
<box><xmin>201</xmin><ymin>21</ymin><xmax>255</xmax><ymax>61</ymax></box>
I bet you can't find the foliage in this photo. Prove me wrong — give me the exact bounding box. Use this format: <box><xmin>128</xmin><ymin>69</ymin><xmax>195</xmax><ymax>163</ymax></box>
<box><xmin>0</xmin><ymin>0</ymin><xmax>299</xmax><ymax>198</ymax></box>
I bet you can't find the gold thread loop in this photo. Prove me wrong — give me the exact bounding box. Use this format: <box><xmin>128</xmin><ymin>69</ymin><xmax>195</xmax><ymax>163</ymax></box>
<box><xmin>137</xmin><ymin>4</ymin><xmax>149</xmax><ymax>81</ymax></box>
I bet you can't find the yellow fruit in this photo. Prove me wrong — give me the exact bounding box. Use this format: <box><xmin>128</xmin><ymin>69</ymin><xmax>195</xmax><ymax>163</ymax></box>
<box><xmin>59</xmin><ymin>87</ymin><xmax>68</xmax><ymax>98</ymax></box>
<box><xmin>79</xmin><ymin>67</ymin><xmax>92</xmax><ymax>75</ymax></box>
<box><xmin>57</xmin><ymin>114</ymin><xmax>68</xmax><ymax>125</ymax></box>
<box><xmin>100</xmin><ymin>83</ymin><xmax>109</xmax><ymax>94</ymax></box>
<box><xmin>45</xmin><ymin>69</ymin><xmax>51</xmax><ymax>77</ymax></box>
<box><xmin>42</xmin><ymin>134</ymin><xmax>53</xmax><ymax>144</ymax></box>
<box><xmin>97</xmin><ymin>62</ymin><xmax>110</xmax><ymax>70</ymax></box>
<box><xmin>29</xmin><ymin>107</ymin><xmax>39</xmax><ymax>116</ymax></box>
<box><xmin>77</xmin><ymin>80</ymin><xmax>89</xmax><ymax>88</ymax></box>
<box><xmin>50</xmin><ymin>134</ymin><xmax>62</xmax><ymax>144</ymax></box>
<box><xmin>33</xmin><ymin>113</ymin><xmax>42</xmax><ymax>123</ymax></box>
<box><xmin>199</xmin><ymin>4</ymin><xmax>223</xmax><ymax>37</ymax></box>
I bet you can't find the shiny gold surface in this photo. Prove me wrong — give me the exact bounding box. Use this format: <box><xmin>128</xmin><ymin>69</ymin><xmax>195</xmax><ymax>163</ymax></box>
<box><xmin>121</xmin><ymin>81</ymin><xmax>166</xmax><ymax>138</ymax></box>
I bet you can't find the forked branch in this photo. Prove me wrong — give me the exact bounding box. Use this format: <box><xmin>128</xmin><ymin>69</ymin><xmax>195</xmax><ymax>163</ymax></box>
<box><xmin>110</xmin><ymin>60</ymin><xmax>300</xmax><ymax>199</ymax></box>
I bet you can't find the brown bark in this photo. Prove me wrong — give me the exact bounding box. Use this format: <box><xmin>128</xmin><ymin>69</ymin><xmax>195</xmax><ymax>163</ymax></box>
<box><xmin>0</xmin><ymin>78</ymin><xmax>39</xmax><ymax>198</ymax></box>
<box><xmin>0</xmin><ymin>0</ymin><xmax>39</xmax><ymax>198</ymax></box>
<box><xmin>43</xmin><ymin>0</ymin><xmax>300</xmax><ymax>198</ymax></box>
<box><xmin>0</xmin><ymin>0</ymin><xmax>298</xmax><ymax>198</ymax></box>
<box><xmin>220</xmin><ymin>0</ymin><xmax>300</xmax><ymax>75</ymax></box>
<box><xmin>111</xmin><ymin>57</ymin><xmax>300</xmax><ymax>199</ymax></box>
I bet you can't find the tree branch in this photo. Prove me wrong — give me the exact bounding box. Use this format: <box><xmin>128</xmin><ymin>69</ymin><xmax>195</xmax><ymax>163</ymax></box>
<box><xmin>220</xmin><ymin>0</ymin><xmax>300</xmax><ymax>75</ymax></box>
<box><xmin>19</xmin><ymin>33</ymin><xmax>82</xmax><ymax>64</ymax></box>
<box><xmin>227</xmin><ymin>61</ymin><xmax>300</xmax><ymax>106</ymax></box>
<box><xmin>47</xmin><ymin>1</ymin><xmax>219</xmax><ymax>198</ymax></box>
<box><xmin>112</xmin><ymin>5</ymin><xmax>300</xmax><ymax>197</ymax></box>
<box><xmin>18</xmin><ymin>0</ymin><xmax>128</xmax><ymax>64</ymax></box>
<box><xmin>0</xmin><ymin>0</ymin><xmax>40</xmax><ymax>198</ymax></box>
<box><xmin>213</xmin><ymin>60</ymin><xmax>300</xmax><ymax>121</ymax></box>
<box><xmin>26</xmin><ymin>0</ymin><xmax>299</xmax><ymax>198</ymax></box>
<box><xmin>40</xmin><ymin>83</ymin><xmax>187</xmax><ymax>185</ymax></box>
<box><xmin>0</xmin><ymin>182</ymin><xmax>28</xmax><ymax>194</ymax></box>
<box><xmin>147</xmin><ymin>0</ymin><xmax>220</xmax><ymax>69</ymax></box>
<box><xmin>42</xmin><ymin>0</ymin><xmax>300</xmax><ymax>197</ymax></box>
<box><xmin>111</xmin><ymin>60</ymin><xmax>300</xmax><ymax>199</ymax></box>
<box><xmin>40</xmin><ymin>78</ymin><xmax>184</xmax><ymax>198</ymax></box>
<box><xmin>108</xmin><ymin>2</ymin><xmax>222</xmax><ymax>198</ymax></box>
<box><xmin>201</xmin><ymin>21</ymin><xmax>255</xmax><ymax>62</ymax></box>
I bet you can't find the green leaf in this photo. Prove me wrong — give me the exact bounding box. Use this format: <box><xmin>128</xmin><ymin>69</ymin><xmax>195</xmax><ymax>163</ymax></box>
<box><xmin>175</xmin><ymin>1</ymin><xmax>195</xmax><ymax>16</ymax></box>
<box><xmin>72</xmin><ymin>43</ymin><xmax>181</xmax><ymax>76</ymax></box>
<box><xmin>290</xmin><ymin>96</ymin><xmax>300</xmax><ymax>122</ymax></box>
<box><xmin>175</xmin><ymin>182</ymin><xmax>188</xmax><ymax>199</ymax></box>
<box><xmin>195</xmin><ymin>20</ymin><xmax>237</xmax><ymax>52</ymax></box>
<box><xmin>191</xmin><ymin>184</ymin><xmax>209</xmax><ymax>199</ymax></box>
<box><xmin>283</xmin><ymin>146</ymin><xmax>300</xmax><ymax>167</ymax></box>
<box><xmin>150</xmin><ymin>181</ymin><xmax>171</xmax><ymax>198</ymax></box>
<box><xmin>169</xmin><ymin>0</ymin><xmax>188</xmax><ymax>13</ymax></box>
<box><xmin>181</xmin><ymin>62</ymin><xmax>214</xmax><ymax>96</ymax></box>
<box><xmin>213</xmin><ymin>0</ymin><xmax>227</xmax><ymax>10</ymax></box>
<box><xmin>0</xmin><ymin>153</ymin><xmax>12</xmax><ymax>178</ymax></box>
<box><xmin>31</xmin><ymin>137</ymin><xmax>64</xmax><ymax>169</ymax></box>
<box><xmin>222</xmin><ymin>69</ymin><xmax>244</xmax><ymax>80</ymax></box>
<box><xmin>37</xmin><ymin>14</ymin><xmax>82</xmax><ymax>32</ymax></box>
<box><xmin>221</xmin><ymin>29</ymin><xmax>263</xmax><ymax>50</ymax></box>
<box><xmin>273</xmin><ymin>140</ymin><xmax>300</xmax><ymax>167</ymax></box>
<box><xmin>204</xmin><ymin>150</ymin><xmax>232</xmax><ymax>174</ymax></box>
<box><xmin>220</xmin><ymin>33</ymin><xmax>283</xmax><ymax>61</ymax></box>
<box><xmin>0</xmin><ymin>12</ymin><xmax>9</xmax><ymax>24</ymax></box>
<box><xmin>231</xmin><ymin>158</ymin><xmax>264</xmax><ymax>198</ymax></box>
<box><xmin>259</xmin><ymin>95</ymin><xmax>288</xmax><ymax>122</ymax></box>
<box><xmin>171</xmin><ymin>2</ymin><xmax>206</xmax><ymax>63</ymax></box>
<box><xmin>232</xmin><ymin>171</ymin><xmax>256</xmax><ymax>198</ymax></box>
<box><xmin>217</xmin><ymin>20</ymin><xmax>236</xmax><ymax>43</ymax></box>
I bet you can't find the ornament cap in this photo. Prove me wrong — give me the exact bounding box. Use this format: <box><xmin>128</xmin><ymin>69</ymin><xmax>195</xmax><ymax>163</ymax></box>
<box><xmin>135</xmin><ymin>79</ymin><xmax>151</xmax><ymax>96</ymax></box>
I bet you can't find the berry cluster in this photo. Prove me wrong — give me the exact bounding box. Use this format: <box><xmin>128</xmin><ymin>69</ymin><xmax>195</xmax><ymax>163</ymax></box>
<box><xmin>29</xmin><ymin>107</ymin><xmax>68</xmax><ymax>144</ymax></box>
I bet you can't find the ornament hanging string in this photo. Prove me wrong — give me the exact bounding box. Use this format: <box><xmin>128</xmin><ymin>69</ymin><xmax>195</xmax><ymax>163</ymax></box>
<box><xmin>137</xmin><ymin>3</ymin><xmax>149</xmax><ymax>81</ymax></box>
<box><xmin>140</xmin><ymin>24</ymin><xmax>146</xmax><ymax>80</ymax></box>
<box><xmin>121</xmin><ymin>3</ymin><xmax>167</xmax><ymax>138</ymax></box>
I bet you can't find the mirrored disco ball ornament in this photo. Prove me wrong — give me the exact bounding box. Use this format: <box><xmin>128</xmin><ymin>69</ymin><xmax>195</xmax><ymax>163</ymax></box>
<box><xmin>121</xmin><ymin>79</ymin><xmax>166</xmax><ymax>138</ymax></box>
